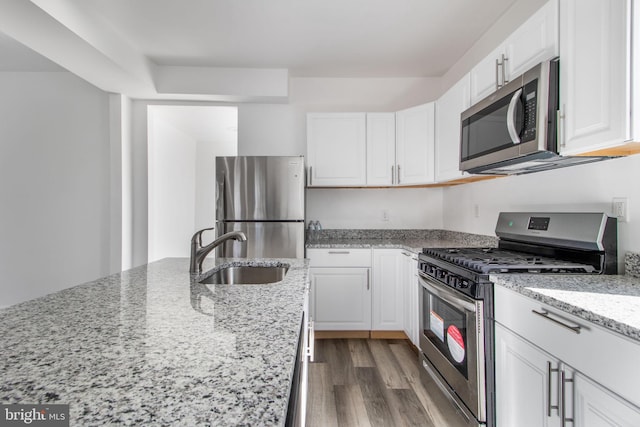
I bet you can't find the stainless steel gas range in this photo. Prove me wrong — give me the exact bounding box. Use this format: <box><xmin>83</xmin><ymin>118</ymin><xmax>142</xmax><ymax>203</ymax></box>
<box><xmin>417</xmin><ymin>212</ymin><xmax>617</xmax><ymax>427</ymax></box>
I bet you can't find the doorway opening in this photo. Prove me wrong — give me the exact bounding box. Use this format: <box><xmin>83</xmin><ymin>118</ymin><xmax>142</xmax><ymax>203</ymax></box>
<box><xmin>147</xmin><ymin>105</ymin><xmax>237</xmax><ymax>262</ymax></box>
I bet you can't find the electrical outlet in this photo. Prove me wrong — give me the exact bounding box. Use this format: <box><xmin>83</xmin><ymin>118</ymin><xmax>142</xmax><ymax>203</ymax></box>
<box><xmin>382</xmin><ymin>210</ymin><xmax>390</xmax><ymax>222</ymax></box>
<box><xmin>612</xmin><ymin>197</ymin><xmax>628</xmax><ymax>222</ymax></box>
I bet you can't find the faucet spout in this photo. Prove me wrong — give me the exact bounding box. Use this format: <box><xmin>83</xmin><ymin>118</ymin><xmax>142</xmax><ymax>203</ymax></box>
<box><xmin>190</xmin><ymin>228</ymin><xmax>247</xmax><ymax>274</ymax></box>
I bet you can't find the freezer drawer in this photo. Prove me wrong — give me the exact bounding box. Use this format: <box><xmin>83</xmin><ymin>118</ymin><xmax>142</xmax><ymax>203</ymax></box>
<box><xmin>216</xmin><ymin>221</ymin><xmax>305</xmax><ymax>259</ymax></box>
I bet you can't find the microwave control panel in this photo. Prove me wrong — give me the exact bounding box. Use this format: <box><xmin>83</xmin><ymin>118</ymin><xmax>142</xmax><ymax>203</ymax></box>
<box><xmin>521</xmin><ymin>79</ymin><xmax>538</xmax><ymax>142</ymax></box>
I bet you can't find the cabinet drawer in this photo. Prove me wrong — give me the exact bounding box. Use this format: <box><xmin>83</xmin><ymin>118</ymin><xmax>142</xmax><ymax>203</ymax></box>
<box><xmin>495</xmin><ymin>285</ymin><xmax>640</xmax><ymax>407</ymax></box>
<box><xmin>306</xmin><ymin>248</ymin><xmax>371</xmax><ymax>267</ymax></box>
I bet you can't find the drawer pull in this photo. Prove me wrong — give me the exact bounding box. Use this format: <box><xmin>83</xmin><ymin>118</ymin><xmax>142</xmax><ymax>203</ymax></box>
<box><xmin>532</xmin><ymin>309</ymin><xmax>582</xmax><ymax>334</ymax></box>
<box><xmin>328</xmin><ymin>251</ymin><xmax>350</xmax><ymax>254</ymax></box>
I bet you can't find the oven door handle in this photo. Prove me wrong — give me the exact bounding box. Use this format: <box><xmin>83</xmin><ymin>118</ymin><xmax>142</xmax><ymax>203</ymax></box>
<box><xmin>418</xmin><ymin>274</ymin><xmax>478</xmax><ymax>313</ymax></box>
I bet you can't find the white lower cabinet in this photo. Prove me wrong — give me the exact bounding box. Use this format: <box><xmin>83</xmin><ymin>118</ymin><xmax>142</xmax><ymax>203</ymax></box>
<box><xmin>371</xmin><ymin>249</ymin><xmax>404</xmax><ymax>331</ymax></box>
<box><xmin>495</xmin><ymin>323</ymin><xmax>561</xmax><ymax>427</ymax></box>
<box><xmin>495</xmin><ymin>285</ymin><xmax>640</xmax><ymax>427</ymax></box>
<box><xmin>309</xmin><ymin>267</ymin><xmax>371</xmax><ymax>330</ymax></box>
<box><xmin>308</xmin><ymin>248</ymin><xmax>415</xmax><ymax>334</ymax></box>
<box><xmin>573</xmin><ymin>371</ymin><xmax>640</xmax><ymax>427</ymax></box>
<box><xmin>307</xmin><ymin>248</ymin><xmax>372</xmax><ymax>331</ymax></box>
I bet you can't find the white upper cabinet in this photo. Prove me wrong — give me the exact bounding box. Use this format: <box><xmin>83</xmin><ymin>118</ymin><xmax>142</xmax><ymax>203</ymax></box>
<box><xmin>366</xmin><ymin>113</ymin><xmax>396</xmax><ymax>186</ymax></box>
<box><xmin>307</xmin><ymin>113</ymin><xmax>367</xmax><ymax>187</ymax></box>
<box><xmin>435</xmin><ymin>74</ymin><xmax>471</xmax><ymax>182</ymax></box>
<box><xmin>395</xmin><ymin>103</ymin><xmax>435</xmax><ymax>185</ymax></box>
<box><xmin>558</xmin><ymin>0</ymin><xmax>631</xmax><ymax>155</ymax></box>
<box><xmin>470</xmin><ymin>0</ymin><xmax>559</xmax><ymax>104</ymax></box>
<box><xmin>308</xmin><ymin>111</ymin><xmax>434</xmax><ymax>187</ymax></box>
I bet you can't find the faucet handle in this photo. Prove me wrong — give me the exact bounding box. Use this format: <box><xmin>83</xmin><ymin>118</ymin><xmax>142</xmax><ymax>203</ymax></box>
<box><xmin>191</xmin><ymin>227</ymin><xmax>214</xmax><ymax>248</ymax></box>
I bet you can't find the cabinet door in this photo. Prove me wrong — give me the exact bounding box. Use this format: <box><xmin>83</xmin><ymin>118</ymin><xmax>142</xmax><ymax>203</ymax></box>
<box><xmin>371</xmin><ymin>249</ymin><xmax>403</xmax><ymax>331</ymax></box>
<box><xmin>573</xmin><ymin>372</ymin><xmax>640</xmax><ymax>427</ymax></box>
<box><xmin>504</xmin><ymin>0</ymin><xmax>559</xmax><ymax>79</ymax></box>
<box><xmin>435</xmin><ymin>75</ymin><xmax>470</xmax><ymax>182</ymax></box>
<box><xmin>310</xmin><ymin>267</ymin><xmax>371</xmax><ymax>330</ymax></box>
<box><xmin>495</xmin><ymin>323</ymin><xmax>561</xmax><ymax>427</ymax></box>
<box><xmin>307</xmin><ymin>113</ymin><xmax>367</xmax><ymax>186</ymax></box>
<box><xmin>470</xmin><ymin>44</ymin><xmax>505</xmax><ymax>104</ymax></box>
<box><xmin>395</xmin><ymin>103</ymin><xmax>435</xmax><ymax>185</ymax></box>
<box><xmin>559</xmin><ymin>0</ymin><xmax>630</xmax><ymax>155</ymax></box>
<box><xmin>366</xmin><ymin>113</ymin><xmax>396</xmax><ymax>186</ymax></box>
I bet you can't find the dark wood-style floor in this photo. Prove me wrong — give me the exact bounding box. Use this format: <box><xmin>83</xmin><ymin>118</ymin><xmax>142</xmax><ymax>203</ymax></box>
<box><xmin>306</xmin><ymin>339</ymin><xmax>470</xmax><ymax>427</ymax></box>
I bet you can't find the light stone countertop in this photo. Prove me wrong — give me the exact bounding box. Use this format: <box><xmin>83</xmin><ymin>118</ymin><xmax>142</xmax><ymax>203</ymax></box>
<box><xmin>0</xmin><ymin>257</ymin><xmax>309</xmax><ymax>426</ymax></box>
<box><xmin>306</xmin><ymin>229</ymin><xmax>498</xmax><ymax>253</ymax></box>
<box><xmin>491</xmin><ymin>272</ymin><xmax>640</xmax><ymax>342</ymax></box>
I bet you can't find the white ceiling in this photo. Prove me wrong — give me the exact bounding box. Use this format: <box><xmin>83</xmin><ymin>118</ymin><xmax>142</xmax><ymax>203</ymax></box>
<box><xmin>79</xmin><ymin>0</ymin><xmax>517</xmax><ymax>77</ymax></box>
<box><xmin>0</xmin><ymin>0</ymin><xmax>523</xmax><ymax>99</ymax></box>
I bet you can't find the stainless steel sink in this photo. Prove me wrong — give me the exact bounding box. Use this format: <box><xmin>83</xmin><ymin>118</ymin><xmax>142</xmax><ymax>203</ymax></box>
<box><xmin>198</xmin><ymin>265</ymin><xmax>289</xmax><ymax>285</ymax></box>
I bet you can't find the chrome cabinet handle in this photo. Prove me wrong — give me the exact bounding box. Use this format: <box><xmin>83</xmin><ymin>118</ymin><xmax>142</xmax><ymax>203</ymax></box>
<box><xmin>366</xmin><ymin>269</ymin><xmax>370</xmax><ymax>290</ymax></box>
<box><xmin>391</xmin><ymin>165</ymin><xmax>395</xmax><ymax>185</ymax></box>
<box><xmin>309</xmin><ymin>166</ymin><xmax>313</xmax><ymax>186</ymax></box>
<box><xmin>547</xmin><ymin>362</ymin><xmax>560</xmax><ymax>416</ymax></box>
<box><xmin>532</xmin><ymin>309</ymin><xmax>582</xmax><ymax>334</ymax></box>
<box><xmin>501</xmin><ymin>54</ymin><xmax>509</xmax><ymax>85</ymax></box>
<box><xmin>307</xmin><ymin>317</ymin><xmax>315</xmax><ymax>362</ymax></box>
<box><xmin>397</xmin><ymin>165</ymin><xmax>401</xmax><ymax>184</ymax></box>
<box><xmin>495</xmin><ymin>58</ymin><xmax>500</xmax><ymax>90</ymax></box>
<box><xmin>328</xmin><ymin>250</ymin><xmax>350</xmax><ymax>254</ymax></box>
<box><xmin>558</xmin><ymin>106</ymin><xmax>566</xmax><ymax>148</ymax></box>
<box><xmin>561</xmin><ymin>370</ymin><xmax>574</xmax><ymax>426</ymax></box>
<box><xmin>507</xmin><ymin>88</ymin><xmax>523</xmax><ymax>144</ymax></box>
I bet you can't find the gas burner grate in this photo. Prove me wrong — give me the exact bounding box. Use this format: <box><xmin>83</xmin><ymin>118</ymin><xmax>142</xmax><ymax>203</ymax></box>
<box><xmin>422</xmin><ymin>247</ymin><xmax>596</xmax><ymax>274</ymax></box>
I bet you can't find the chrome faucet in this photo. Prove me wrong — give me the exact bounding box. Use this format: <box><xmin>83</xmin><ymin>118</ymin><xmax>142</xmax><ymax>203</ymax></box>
<box><xmin>190</xmin><ymin>228</ymin><xmax>247</xmax><ymax>274</ymax></box>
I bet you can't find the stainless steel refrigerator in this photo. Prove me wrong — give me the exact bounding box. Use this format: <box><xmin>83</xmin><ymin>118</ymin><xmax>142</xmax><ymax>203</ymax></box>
<box><xmin>215</xmin><ymin>156</ymin><xmax>305</xmax><ymax>258</ymax></box>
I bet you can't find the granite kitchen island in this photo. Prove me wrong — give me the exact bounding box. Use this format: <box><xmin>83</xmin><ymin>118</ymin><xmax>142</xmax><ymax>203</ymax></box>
<box><xmin>0</xmin><ymin>258</ymin><xmax>309</xmax><ymax>426</ymax></box>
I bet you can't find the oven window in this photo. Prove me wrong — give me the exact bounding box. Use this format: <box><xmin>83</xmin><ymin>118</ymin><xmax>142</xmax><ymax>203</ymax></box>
<box><xmin>423</xmin><ymin>290</ymin><xmax>469</xmax><ymax>378</ymax></box>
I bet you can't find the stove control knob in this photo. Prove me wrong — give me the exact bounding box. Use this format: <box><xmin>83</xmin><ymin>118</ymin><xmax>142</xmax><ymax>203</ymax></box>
<box><xmin>450</xmin><ymin>276</ymin><xmax>460</xmax><ymax>287</ymax></box>
<box><xmin>459</xmin><ymin>280</ymin><xmax>470</xmax><ymax>289</ymax></box>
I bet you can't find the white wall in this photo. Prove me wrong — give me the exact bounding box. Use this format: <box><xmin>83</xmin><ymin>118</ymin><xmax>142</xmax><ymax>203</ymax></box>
<box><xmin>0</xmin><ymin>72</ymin><xmax>111</xmax><ymax>307</ymax></box>
<box><xmin>147</xmin><ymin>117</ymin><xmax>197</xmax><ymax>262</ymax></box>
<box><xmin>147</xmin><ymin>105</ymin><xmax>237</xmax><ymax>262</ymax></box>
<box><xmin>442</xmin><ymin>155</ymin><xmax>640</xmax><ymax>266</ymax></box>
<box><xmin>307</xmin><ymin>188</ymin><xmax>443</xmax><ymax>229</ymax></box>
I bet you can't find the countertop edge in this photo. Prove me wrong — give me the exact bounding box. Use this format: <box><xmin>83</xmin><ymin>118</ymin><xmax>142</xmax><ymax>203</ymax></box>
<box><xmin>490</xmin><ymin>274</ymin><xmax>640</xmax><ymax>343</ymax></box>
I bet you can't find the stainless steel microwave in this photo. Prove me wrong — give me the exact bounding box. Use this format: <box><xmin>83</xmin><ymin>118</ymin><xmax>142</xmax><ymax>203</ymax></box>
<box><xmin>460</xmin><ymin>59</ymin><xmax>567</xmax><ymax>175</ymax></box>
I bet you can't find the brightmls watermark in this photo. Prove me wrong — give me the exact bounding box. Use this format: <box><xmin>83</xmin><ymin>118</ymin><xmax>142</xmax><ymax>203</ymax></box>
<box><xmin>1</xmin><ymin>405</ymin><xmax>69</xmax><ymax>426</ymax></box>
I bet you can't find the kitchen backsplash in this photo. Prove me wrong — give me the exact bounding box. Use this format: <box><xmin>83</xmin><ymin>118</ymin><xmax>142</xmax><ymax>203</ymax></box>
<box><xmin>625</xmin><ymin>252</ymin><xmax>640</xmax><ymax>278</ymax></box>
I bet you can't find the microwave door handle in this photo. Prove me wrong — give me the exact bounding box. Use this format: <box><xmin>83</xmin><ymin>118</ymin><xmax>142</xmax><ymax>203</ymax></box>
<box><xmin>507</xmin><ymin>88</ymin><xmax>523</xmax><ymax>144</ymax></box>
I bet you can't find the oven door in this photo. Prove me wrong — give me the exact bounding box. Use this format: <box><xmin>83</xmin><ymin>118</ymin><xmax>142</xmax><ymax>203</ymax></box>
<box><xmin>418</xmin><ymin>273</ymin><xmax>486</xmax><ymax>423</ymax></box>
